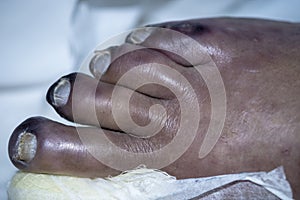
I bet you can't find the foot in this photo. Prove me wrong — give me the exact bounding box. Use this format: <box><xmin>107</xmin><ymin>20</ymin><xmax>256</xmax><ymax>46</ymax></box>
<box><xmin>9</xmin><ymin>18</ymin><xmax>300</xmax><ymax>197</ymax></box>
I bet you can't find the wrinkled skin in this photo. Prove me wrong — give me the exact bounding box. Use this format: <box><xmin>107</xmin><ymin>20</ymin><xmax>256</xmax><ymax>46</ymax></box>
<box><xmin>8</xmin><ymin>18</ymin><xmax>300</xmax><ymax>197</ymax></box>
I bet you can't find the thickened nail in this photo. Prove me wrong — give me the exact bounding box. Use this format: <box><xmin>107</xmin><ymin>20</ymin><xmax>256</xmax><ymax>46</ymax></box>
<box><xmin>126</xmin><ymin>27</ymin><xmax>153</xmax><ymax>44</ymax></box>
<box><xmin>47</xmin><ymin>77</ymin><xmax>71</xmax><ymax>107</ymax></box>
<box><xmin>13</xmin><ymin>132</ymin><xmax>37</xmax><ymax>164</ymax></box>
<box><xmin>89</xmin><ymin>50</ymin><xmax>111</xmax><ymax>77</ymax></box>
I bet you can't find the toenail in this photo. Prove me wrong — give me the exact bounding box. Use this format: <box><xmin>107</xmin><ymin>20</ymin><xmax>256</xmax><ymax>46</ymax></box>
<box><xmin>126</xmin><ymin>27</ymin><xmax>154</xmax><ymax>44</ymax></box>
<box><xmin>90</xmin><ymin>50</ymin><xmax>111</xmax><ymax>76</ymax></box>
<box><xmin>14</xmin><ymin>131</ymin><xmax>37</xmax><ymax>164</ymax></box>
<box><xmin>52</xmin><ymin>78</ymin><xmax>71</xmax><ymax>107</ymax></box>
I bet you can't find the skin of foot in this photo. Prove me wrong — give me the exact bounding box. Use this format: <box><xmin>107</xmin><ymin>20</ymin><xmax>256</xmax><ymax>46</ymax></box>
<box><xmin>8</xmin><ymin>18</ymin><xmax>300</xmax><ymax>197</ymax></box>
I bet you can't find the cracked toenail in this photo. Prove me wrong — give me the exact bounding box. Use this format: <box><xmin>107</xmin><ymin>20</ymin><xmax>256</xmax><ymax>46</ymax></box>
<box><xmin>90</xmin><ymin>50</ymin><xmax>111</xmax><ymax>76</ymax></box>
<box><xmin>52</xmin><ymin>78</ymin><xmax>71</xmax><ymax>107</ymax></box>
<box><xmin>14</xmin><ymin>132</ymin><xmax>37</xmax><ymax>163</ymax></box>
<box><xmin>126</xmin><ymin>27</ymin><xmax>154</xmax><ymax>44</ymax></box>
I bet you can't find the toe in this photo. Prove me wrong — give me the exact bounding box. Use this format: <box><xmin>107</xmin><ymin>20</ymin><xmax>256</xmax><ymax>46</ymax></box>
<box><xmin>89</xmin><ymin>43</ymin><xmax>188</xmax><ymax>99</ymax></box>
<box><xmin>46</xmin><ymin>72</ymin><xmax>175</xmax><ymax>138</ymax></box>
<box><xmin>8</xmin><ymin>116</ymin><xmax>120</xmax><ymax>177</ymax></box>
<box><xmin>8</xmin><ymin>116</ymin><xmax>182</xmax><ymax>176</ymax></box>
<box><xmin>125</xmin><ymin>22</ymin><xmax>213</xmax><ymax>67</ymax></box>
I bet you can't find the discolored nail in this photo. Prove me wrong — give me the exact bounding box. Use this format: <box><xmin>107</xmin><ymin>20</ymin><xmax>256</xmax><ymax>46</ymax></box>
<box><xmin>89</xmin><ymin>50</ymin><xmax>111</xmax><ymax>76</ymax></box>
<box><xmin>13</xmin><ymin>132</ymin><xmax>37</xmax><ymax>164</ymax></box>
<box><xmin>47</xmin><ymin>78</ymin><xmax>71</xmax><ymax>107</ymax></box>
<box><xmin>126</xmin><ymin>27</ymin><xmax>154</xmax><ymax>44</ymax></box>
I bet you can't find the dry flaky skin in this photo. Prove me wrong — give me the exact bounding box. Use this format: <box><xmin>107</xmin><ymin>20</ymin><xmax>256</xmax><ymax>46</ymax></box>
<box><xmin>8</xmin><ymin>18</ymin><xmax>300</xmax><ymax>197</ymax></box>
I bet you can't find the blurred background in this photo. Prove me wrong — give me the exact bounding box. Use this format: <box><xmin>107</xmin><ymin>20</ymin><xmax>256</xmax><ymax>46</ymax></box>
<box><xmin>1</xmin><ymin>0</ymin><xmax>300</xmax><ymax>198</ymax></box>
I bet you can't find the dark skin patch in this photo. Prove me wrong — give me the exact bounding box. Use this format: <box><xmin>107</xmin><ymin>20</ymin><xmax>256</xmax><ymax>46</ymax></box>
<box><xmin>147</xmin><ymin>21</ymin><xmax>210</xmax><ymax>36</ymax></box>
